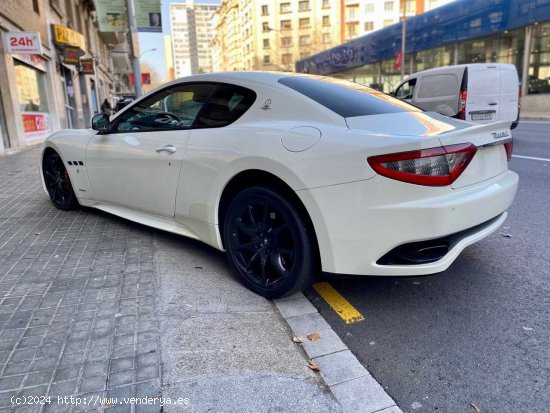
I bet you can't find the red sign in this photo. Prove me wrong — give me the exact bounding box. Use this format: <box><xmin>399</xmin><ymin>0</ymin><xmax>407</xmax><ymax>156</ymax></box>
<box><xmin>394</xmin><ymin>52</ymin><xmax>403</xmax><ymax>71</ymax></box>
<box><xmin>128</xmin><ymin>73</ymin><xmax>151</xmax><ymax>85</ymax></box>
<box><xmin>22</xmin><ymin>112</ymin><xmax>50</xmax><ymax>142</ymax></box>
<box><xmin>4</xmin><ymin>32</ymin><xmax>42</xmax><ymax>54</ymax></box>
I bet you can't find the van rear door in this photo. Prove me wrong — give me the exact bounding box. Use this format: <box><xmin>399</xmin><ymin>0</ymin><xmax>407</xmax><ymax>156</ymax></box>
<box><xmin>499</xmin><ymin>66</ymin><xmax>519</xmax><ymax>123</ymax></box>
<box><xmin>466</xmin><ymin>65</ymin><xmax>501</xmax><ymax>123</ymax></box>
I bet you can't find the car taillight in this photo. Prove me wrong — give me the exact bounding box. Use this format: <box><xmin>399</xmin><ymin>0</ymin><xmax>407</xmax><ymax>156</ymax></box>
<box><xmin>504</xmin><ymin>140</ymin><xmax>513</xmax><ymax>161</ymax></box>
<box><xmin>367</xmin><ymin>143</ymin><xmax>477</xmax><ymax>187</ymax></box>
<box><xmin>457</xmin><ymin>89</ymin><xmax>467</xmax><ymax>120</ymax></box>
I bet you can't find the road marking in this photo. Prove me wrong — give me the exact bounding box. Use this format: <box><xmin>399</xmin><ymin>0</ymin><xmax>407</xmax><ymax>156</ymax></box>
<box><xmin>512</xmin><ymin>154</ymin><xmax>550</xmax><ymax>162</ymax></box>
<box><xmin>313</xmin><ymin>282</ymin><xmax>365</xmax><ymax>324</ymax></box>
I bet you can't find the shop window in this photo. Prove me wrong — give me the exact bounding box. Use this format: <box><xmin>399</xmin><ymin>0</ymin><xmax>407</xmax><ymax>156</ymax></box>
<box><xmin>529</xmin><ymin>22</ymin><xmax>550</xmax><ymax>94</ymax></box>
<box><xmin>14</xmin><ymin>60</ymin><xmax>49</xmax><ymax>113</ymax></box>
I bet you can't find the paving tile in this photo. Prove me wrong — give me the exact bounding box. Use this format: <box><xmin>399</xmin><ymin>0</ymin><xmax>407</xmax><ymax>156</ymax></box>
<box><xmin>313</xmin><ymin>350</ymin><xmax>368</xmax><ymax>386</ymax></box>
<box><xmin>301</xmin><ymin>328</ymin><xmax>348</xmax><ymax>359</ymax></box>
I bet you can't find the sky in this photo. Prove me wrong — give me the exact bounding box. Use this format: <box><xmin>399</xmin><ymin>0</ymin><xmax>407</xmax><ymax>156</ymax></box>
<box><xmin>138</xmin><ymin>0</ymin><xmax>221</xmax><ymax>80</ymax></box>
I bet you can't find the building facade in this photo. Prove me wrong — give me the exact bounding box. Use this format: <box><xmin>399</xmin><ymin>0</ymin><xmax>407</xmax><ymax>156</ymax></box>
<box><xmin>170</xmin><ymin>1</ymin><xmax>219</xmax><ymax>78</ymax></box>
<box><xmin>342</xmin><ymin>0</ymin><xmax>454</xmax><ymax>41</ymax></box>
<box><xmin>212</xmin><ymin>0</ymin><xmax>344</xmax><ymax>72</ymax></box>
<box><xmin>0</xmin><ymin>0</ymin><xmax>129</xmax><ymax>155</ymax></box>
<box><xmin>296</xmin><ymin>0</ymin><xmax>550</xmax><ymax>113</ymax></box>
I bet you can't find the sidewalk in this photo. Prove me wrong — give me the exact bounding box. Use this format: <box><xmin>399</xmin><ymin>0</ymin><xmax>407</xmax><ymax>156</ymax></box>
<box><xmin>0</xmin><ymin>147</ymin><xmax>342</xmax><ymax>412</ymax></box>
<box><xmin>0</xmin><ymin>146</ymin><xmax>405</xmax><ymax>413</ymax></box>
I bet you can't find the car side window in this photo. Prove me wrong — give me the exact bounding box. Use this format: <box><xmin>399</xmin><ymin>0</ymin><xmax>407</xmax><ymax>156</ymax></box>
<box><xmin>194</xmin><ymin>84</ymin><xmax>256</xmax><ymax>128</ymax></box>
<box><xmin>114</xmin><ymin>83</ymin><xmax>217</xmax><ymax>132</ymax></box>
<box><xmin>396</xmin><ymin>79</ymin><xmax>416</xmax><ymax>100</ymax></box>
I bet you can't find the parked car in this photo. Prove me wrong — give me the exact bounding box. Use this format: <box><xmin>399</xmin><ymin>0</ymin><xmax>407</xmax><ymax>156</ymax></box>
<box><xmin>40</xmin><ymin>72</ymin><xmax>518</xmax><ymax>298</ymax></box>
<box><xmin>393</xmin><ymin>63</ymin><xmax>520</xmax><ymax>128</ymax></box>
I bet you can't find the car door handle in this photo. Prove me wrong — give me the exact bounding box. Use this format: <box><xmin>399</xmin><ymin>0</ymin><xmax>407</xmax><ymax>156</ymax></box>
<box><xmin>488</xmin><ymin>102</ymin><xmax>498</xmax><ymax>106</ymax></box>
<box><xmin>156</xmin><ymin>145</ymin><xmax>177</xmax><ymax>154</ymax></box>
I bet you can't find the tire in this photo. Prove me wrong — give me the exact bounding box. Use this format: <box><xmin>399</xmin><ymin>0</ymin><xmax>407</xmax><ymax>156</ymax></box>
<box><xmin>223</xmin><ymin>186</ymin><xmax>315</xmax><ymax>299</ymax></box>
<box><xmin>43</xmin><ymin>150</ymin><xmax>79</xmax><ymax>210</ymax></box>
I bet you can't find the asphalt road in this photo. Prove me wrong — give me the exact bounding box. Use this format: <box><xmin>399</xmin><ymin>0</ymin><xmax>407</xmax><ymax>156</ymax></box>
<box><xmin>305</xmin><ymin>121</ymin><xmax>550</xmax><ymax>413</ymax></box>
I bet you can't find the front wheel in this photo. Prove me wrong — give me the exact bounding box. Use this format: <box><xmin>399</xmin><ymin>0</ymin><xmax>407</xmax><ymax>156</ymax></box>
<box><xmin>43</xmin><ymin>150</ymin><xmax>79</xmax><ymax>210</ymax></box>
<box><xmin>223</xmin><ymin>187</ymin><xmax>316</xmax><ymax>299</ymax></box>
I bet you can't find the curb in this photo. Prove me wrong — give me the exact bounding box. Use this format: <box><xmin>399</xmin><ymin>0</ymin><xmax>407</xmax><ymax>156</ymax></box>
<box><xmin>274</xmin><ymin>293</ymin><xmax>403</xmax><ymax>413</ymax></box>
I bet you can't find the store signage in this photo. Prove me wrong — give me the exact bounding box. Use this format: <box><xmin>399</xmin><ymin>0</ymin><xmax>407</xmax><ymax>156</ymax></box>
<box><xmin>80</xmin><ymin>59</ymin><xmax>94</xmax><ymax>74</ymax></box>
<box><xmin>4</xmin><ymin>32</ymin><xmax>42</xmax><ymax>54</ymax></box>
<box><xmin>129</xmin><ymin>73</ymin><xmax>151</xmax><ymax>85</ymax></box>
<box><xmin>52</xmin><ymin>24</ymin><xmax>86</xmax><ymax>51</ymax></box>
<box><xmin>22</xmin><ymin>113</ymin><xmax>50</xmax><ymax>143</ymax></box>
<box><xmin>62</xmin><ymin>46</ymin><xmax>82</xmax><ymax>65</ymax></box>
<box><xmin>135</xmin><ymin>0</ymin><xmax>162</xmax><ymax>33</ymax></box>
<box><xmin>96</xmin><ymin>0</ymin><xmax>127</xmax><ymax>32</ymax></box>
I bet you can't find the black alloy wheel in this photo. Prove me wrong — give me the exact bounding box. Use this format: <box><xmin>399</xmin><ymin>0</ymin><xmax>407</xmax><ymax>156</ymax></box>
<box><xmin>224</xmin><ymin>186</ymin><xmax>315</xmax><ymax>298</ymax></box>
<box><xmin>43</xmin><ymin>151</ymin><xmax>79</xmax><ymax>210</ymax></box>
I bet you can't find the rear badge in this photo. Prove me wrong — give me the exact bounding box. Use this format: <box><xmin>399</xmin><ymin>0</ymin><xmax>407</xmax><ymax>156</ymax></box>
<box><xmin>492</xmin><ymin>131</ymin><xmax>510</xmax><ymax>139</ymax></box>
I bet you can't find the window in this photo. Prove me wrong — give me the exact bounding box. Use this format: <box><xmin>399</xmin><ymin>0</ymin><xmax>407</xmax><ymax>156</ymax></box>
<box><xmin>299</xmin><ymin>35</ymin><xmax>311</xmax><ymax>46</ymax></box>
<box><xmin>384</xmin><ymin>1</ymin><xmax>393</xmax><ymax>11</ymax></box>
<box><xmin>264</xmin><ymin>55</ymin><xmax>270</xmax><ymax>64</ymax></box>
<box><xmin>278</xmin><ymin>76</ymin><xmax>421</xmax><ymax>118</ymax></box>
<box><xmin>262</xmin><ymin>22</ymin><xmax>270</xmax><ymax>32</ymax></box>
<box><xmin>32</xmin><ymin>0</ymin><xmax>39</xmax><ymax>13</ymax></box>
<box><xmin>263</xmin><ymin>38</ymin><xmax>270</xmax><ymax>48</ymax></box>
<box><xmin>347</xmin><ymin>22</ymin><xmax>359</xmax><ymax>37</ymax></box>
<box><xmin>195</xmin><ymin>84</ymin><xmax>257</xmax><ymax>128</ymax></box>
<box><xmin>282</xmin><ymin>54</ymin><xmax>293</xmax><ymax>64</ymax></box>
<box><xmin>299</xmin><ymin>18</ymin><xmax>310</xmax><ymax>28</ymax></box>
<box><xmin>395</xmin><ymin>79</ymin><xmax>417</xmax><ymax>99</ymax></box>
<box><xmin>383</xmin><ymin>19</ymin><xmax>393</xmax><ymax>27</ymax></box>
<box><xmin>347</xmin><ymin>6</ymin><xmax>359</xmax><ymax>19</ymax></box>
<box><xmin>115</xmin><ymin>83</ymin><xmax>218</xmax><ymax>132</ymax></box>
<box><xmin>298</xmin><ymin>1</ymin><xmax>310</xmax><ymax>11</ymax></box>
<box><xmin>300</xmin><ymin>52</ymin><xmax>310</xmax><ymax>59</ymax></box>
<box><xmin>322</xmin><ymin>33</ymin><xmax>331</xmax><ymax>43</ymax></box>
<box><xmin>280</xmin><ymin>2</ymin><xmax>291</xmax><ymax>13</ymax></box>
<box><xmin>322</xmin><ymin>0</ymin><xmax>330</xmax><ymax>7</ymax></box>
<box><xmin>364</xmin><ymin>21</ymin><xmax>374</xmax><ymax>31</ymax></box>
<box><xmin>365</xmin><ymin>3</ymin><xmax>374</xmax><ymax>13</ymax></box>
<box><xmin>280</xmin><ymin>20</ymin><xmax>291</xmax><ymax>30</ymax></box>
<box><xmin>282</xmin><ymin>37</ymin><xmax>292</xmax><ymax>47</ymax></box>
<box><xmin>322</xmin><ymin>16</ymin><xmax>330</xmax><ymax>26</ymax></box>
<box><xmin>14</xmin><ymin>60</ymin><xmax>49</xmax><ymax>113</ymax></box>
<box><xmin>261</xmin><ymin>5</ymin><xmax>268</xmax><ymax>15</ymax></box>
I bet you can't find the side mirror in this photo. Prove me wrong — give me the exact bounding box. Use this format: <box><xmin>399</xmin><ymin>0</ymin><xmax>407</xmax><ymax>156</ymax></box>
<box><xmin>91</xmin><ymin>113</ymin><xmax>110</xmax><ymax>132</ymax></box>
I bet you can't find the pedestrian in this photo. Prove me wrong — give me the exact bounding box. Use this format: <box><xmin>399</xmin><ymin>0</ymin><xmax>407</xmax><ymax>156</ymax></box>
<box><xmin>100</xmin><ymin>99</ymin><xmax>112</xmax><ymax>116</ymax></box>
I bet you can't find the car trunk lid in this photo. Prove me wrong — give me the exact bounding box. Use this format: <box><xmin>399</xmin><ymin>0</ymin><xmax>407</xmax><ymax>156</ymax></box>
<box><xmin>346</xmin><ymin>112</ymin><xmax>511</xmax><ymax>189</ymax></box>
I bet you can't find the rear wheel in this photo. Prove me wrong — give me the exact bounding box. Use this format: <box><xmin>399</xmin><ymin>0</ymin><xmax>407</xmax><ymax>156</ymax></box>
<box><xmin>224</xmin><ymin>187</ymin><xmax>315</xmax><ymax>299</ymax></box>
<box><xmin>43</xmin><ymin>150</ymin><xmax>79</xmax><ymax>210</ymax></box>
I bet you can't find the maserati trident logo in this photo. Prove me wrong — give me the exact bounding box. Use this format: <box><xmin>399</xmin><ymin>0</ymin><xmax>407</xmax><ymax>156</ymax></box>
<box><xmin>261</xmin><ymin>99</ymin><xmax>272</xmax><ymax>110</ymax></box>
<box><xmin>491</xmin><ymin>131</ymin><xmax>510</xmax><ymax>139</ymax></box>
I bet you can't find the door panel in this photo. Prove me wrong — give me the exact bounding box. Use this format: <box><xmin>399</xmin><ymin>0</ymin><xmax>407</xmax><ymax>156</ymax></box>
<box><xmin>467</xmin><ymin>68</ymin><xmax>501</xmax><ymax>123</ymax></box>
<box><xmin>86</xmin><ymin>131</ymin><xmax>188</xmax><ymax>217</ymax></box>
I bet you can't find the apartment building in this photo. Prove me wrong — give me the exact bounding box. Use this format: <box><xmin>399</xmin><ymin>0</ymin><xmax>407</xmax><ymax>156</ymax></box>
<box><xmin>170</xmin><ymin>1</ymin><xmax>219</xmax><ymax>78</ymax></box>
<box><xmin>343</xmin><ymin>0</ymin><xmax>455</xmax><ymax>40</ymax></box>
<box><xmin>212</xmin><ymin>0</ymin><xmax>343</xmax><ymax>72</ymax></box>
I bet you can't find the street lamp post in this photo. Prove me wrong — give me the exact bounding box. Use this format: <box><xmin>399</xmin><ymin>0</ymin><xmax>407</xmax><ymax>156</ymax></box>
<box><xmin>126</xmin><ymin>0</ymin><xmax>143</xmax><ymax>98</ymax></box>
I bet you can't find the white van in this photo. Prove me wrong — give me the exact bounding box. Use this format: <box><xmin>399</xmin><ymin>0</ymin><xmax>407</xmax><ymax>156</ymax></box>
<box><xmin>393</xmin><ymin>63</ymin><xmax>520</xmax><ymax>128</ymax></box>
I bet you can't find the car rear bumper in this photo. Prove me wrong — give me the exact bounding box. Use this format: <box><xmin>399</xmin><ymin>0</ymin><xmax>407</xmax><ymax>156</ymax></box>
<box><xmin>298</xmin><ymin>170</ymin><xmax>518</xmax><ymax>276</ymax></box>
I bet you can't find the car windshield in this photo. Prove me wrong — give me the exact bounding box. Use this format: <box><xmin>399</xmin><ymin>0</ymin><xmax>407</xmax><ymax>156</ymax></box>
<box><xmin>278</xmin><ymin>75</ymin><xmax>422</xmax><ymax>118</ymax></box>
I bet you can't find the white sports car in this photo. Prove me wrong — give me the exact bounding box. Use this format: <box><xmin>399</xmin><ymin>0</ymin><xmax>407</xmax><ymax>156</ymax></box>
<box><xmin>41</xmin><ymin>72</ymin><xmax>518</xmax><ymax>298</ymax></box>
